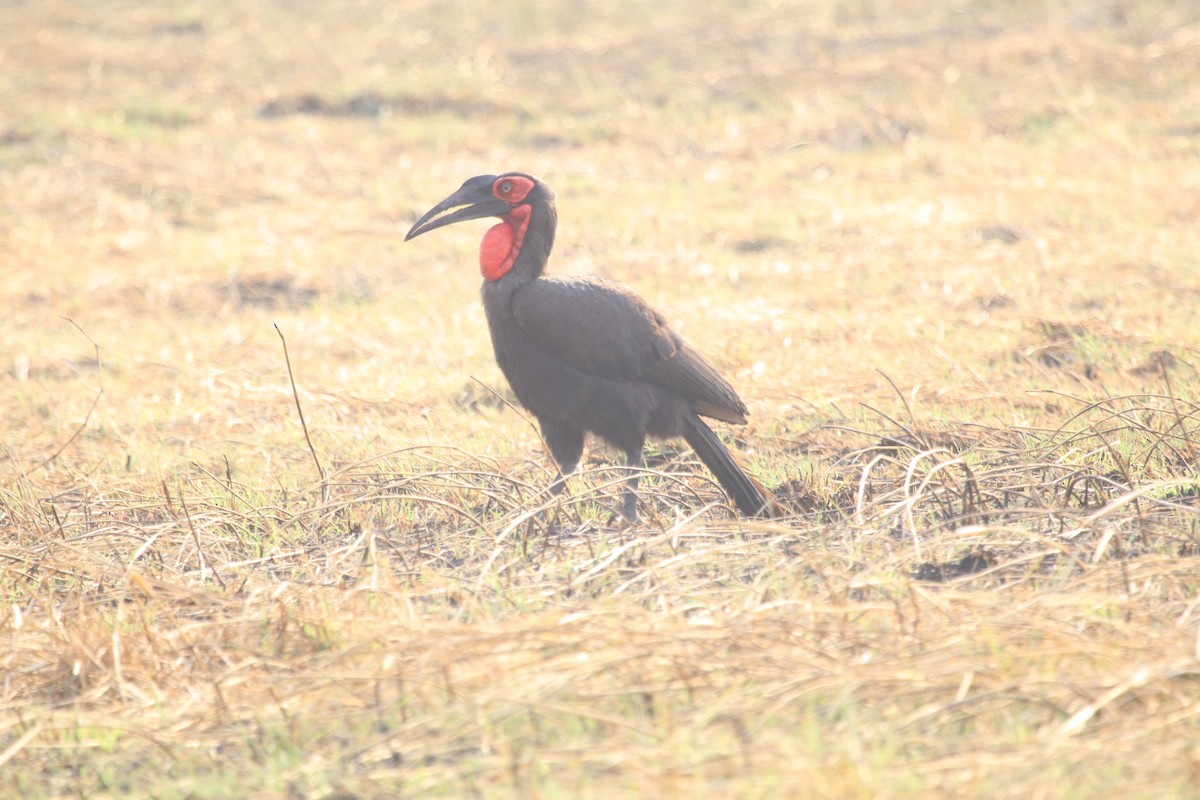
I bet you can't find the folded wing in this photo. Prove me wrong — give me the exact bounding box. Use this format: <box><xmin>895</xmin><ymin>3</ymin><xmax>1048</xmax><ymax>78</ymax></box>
<box><xmin>511</xmin><ymin>275</ymin><xmax>748</xmax><ymax>424</ymax></box>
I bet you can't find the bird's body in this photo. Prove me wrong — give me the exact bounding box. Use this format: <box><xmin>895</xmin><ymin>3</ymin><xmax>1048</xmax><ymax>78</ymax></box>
<box><xmin>406</xmin><ymin>173</ymin><xmax>770</xmax><ymax>519</ymax></box>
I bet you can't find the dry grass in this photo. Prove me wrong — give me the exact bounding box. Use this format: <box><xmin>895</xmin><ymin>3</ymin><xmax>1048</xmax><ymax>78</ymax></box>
<box><xmin>3</xmin><ymin>0</ymin><xmax>1200</xmax><ymax>796</ymax></box>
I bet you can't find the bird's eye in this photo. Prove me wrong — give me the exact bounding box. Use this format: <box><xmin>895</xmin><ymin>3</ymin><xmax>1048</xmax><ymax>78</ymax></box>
<box><xmin>500</xmin><ymin>180</ymin><xmax>512</xmax><ymax>194</ymax></box>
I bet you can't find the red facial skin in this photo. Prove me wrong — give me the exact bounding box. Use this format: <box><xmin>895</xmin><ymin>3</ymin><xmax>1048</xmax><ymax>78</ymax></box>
<box><xmin>479</xmin><ymin>175</ymin><xmax>535</xmax><ymax>280</ymax></box>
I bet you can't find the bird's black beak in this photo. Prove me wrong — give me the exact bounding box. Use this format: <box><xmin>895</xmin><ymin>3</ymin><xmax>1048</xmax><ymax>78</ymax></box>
<box><xmin>405</xmin><ymin>175</ymin><xmax>510</xmax><ymax>241</ymax></box>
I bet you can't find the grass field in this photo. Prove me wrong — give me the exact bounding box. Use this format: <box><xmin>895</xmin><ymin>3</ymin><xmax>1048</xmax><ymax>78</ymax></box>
<box><xmin>3</xmin><ymin>0</ymin><xmax>1200</xmax><ymax>796</ymax></box>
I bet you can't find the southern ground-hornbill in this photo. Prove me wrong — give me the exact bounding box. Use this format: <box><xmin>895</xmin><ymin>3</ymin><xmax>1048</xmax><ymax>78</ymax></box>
<box><xmin>405</xmin><ymin>172</ymin><xmax>771</xmax><ymax>520</ymax></box>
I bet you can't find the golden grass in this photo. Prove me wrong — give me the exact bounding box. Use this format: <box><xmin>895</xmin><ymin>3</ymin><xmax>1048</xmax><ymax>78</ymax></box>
<box><xmin>3</xmin><ymin>0</ymin><xmax>1200</xmax><ymax>796</ymax></box>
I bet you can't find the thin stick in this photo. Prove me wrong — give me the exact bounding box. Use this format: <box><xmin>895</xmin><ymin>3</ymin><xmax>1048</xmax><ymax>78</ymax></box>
<box><xmin>470</xmin><ymin>376</ymin><xmax>559</xmax><ymax>482</ymax></box>
<box><xmin>470</xmin><ymin>376</ymin><xmax>546</xmax><ymax>448</ymax></box>
<box><xmin>1160</xmin><ymin>357</ymin><xmax>1198</xmax><ymax>463</ymax></box>
<box><xmin>0</xmin><ymin>723</ymin><xmax>42</xmax><ymax>769</ymax></box>
<box><xmin>178</xmin><ymin>482</ymin><xmax>226</xmax><ymax>589</ymax></box>
<box><xmin>27</xmin><ymin>318</ymin><xmax>104</xmax><ymax>475</ymax></box>
<box><xmin>275</xmin><ymin>324</ymin><xmax>328</xmax><ymax>502</ymax></box>
<box><xmin>876</xmin><ymin>368</ymin><xmax>928</xmax><ymax>448</ymax></box>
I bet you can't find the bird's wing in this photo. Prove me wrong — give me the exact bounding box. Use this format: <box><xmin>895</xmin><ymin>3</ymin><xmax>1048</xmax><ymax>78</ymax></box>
<box><xmin>511</xmin><ymin>276</ymin><xmax>748</xmax><ymax>423</ymax></box>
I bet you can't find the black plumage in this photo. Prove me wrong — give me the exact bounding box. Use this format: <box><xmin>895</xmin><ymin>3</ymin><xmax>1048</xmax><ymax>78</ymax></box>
<box><xmin>406</xmin><ymin>172</ymin><xmax>770</xmax><ymax>520</ymax></box>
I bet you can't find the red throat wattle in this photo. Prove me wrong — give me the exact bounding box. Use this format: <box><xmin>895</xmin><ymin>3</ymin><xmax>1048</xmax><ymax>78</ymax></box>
<box><xmin>479</xmin><ymin>205</ymin><xmax>530</xmax><ymax>281</ymax></box>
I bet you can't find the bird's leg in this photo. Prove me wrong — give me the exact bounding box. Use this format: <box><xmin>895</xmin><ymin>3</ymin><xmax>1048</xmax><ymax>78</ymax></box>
<box><xmin>542</xmin><ymin>422</ymin><xmax>583</xmax><ymax>506</ymax></box>
<box><xmin>619</xmin><ymin>450</ymin><xmax>643</xmax><ymax>523</ymax></box>
<box><xmin>532</xmin><ymin>471</ymin><xmax>570</xmax><ymax>532</ymax></box>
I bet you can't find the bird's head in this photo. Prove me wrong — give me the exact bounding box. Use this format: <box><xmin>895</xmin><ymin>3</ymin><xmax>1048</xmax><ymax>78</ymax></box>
<box><xmin>405</xmin><ymin>172</ymin><xmax>555</xmax><ymax>281</ymax></box>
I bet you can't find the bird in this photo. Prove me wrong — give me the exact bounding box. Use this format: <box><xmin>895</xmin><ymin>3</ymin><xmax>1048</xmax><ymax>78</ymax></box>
<box><xmin>405</xmin><ymin>172</ymin><xmax>771</xmax><ymax>521</ymax></box>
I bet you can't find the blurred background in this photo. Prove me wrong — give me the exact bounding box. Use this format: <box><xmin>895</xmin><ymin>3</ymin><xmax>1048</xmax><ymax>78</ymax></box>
<box><xmin>2</xmin><ymin>0</ymin><xmax>1198</xmax><ymax>471</ymax></box>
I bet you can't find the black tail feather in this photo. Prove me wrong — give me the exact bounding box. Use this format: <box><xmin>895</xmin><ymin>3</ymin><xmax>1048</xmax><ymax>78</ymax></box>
<box><xmin>682</xmin><ymin>415</ymin><xmax>772</xmax><ymax>517</ymax></box>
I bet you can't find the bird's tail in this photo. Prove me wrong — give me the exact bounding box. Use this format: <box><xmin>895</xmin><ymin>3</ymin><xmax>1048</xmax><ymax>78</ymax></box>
<box><xmin>682</xmin><ymin>414</ymin><xmax>774</xmax><ymax>518</ymax></box>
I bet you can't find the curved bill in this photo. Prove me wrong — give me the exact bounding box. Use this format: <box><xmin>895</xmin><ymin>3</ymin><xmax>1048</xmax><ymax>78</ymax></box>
<box><xmin>405</xmin><ymin>175</ymin><xmax>508</xmax><ymax>241</ymax></box>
